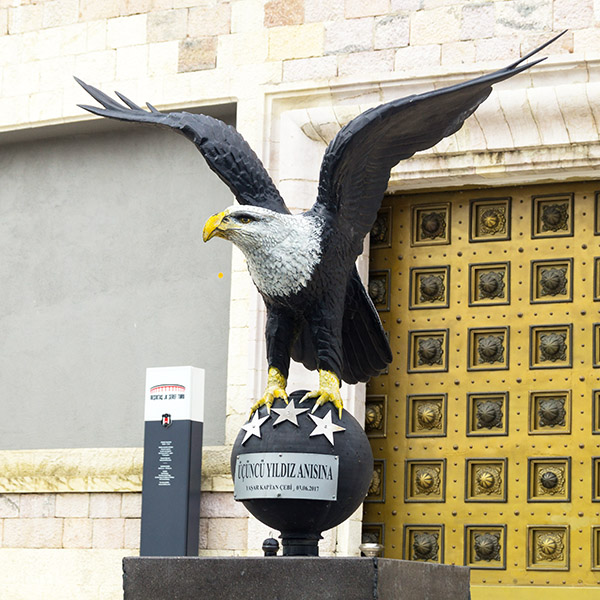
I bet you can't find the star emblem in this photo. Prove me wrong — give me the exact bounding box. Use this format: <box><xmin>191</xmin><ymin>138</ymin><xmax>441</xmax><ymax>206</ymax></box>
<box><xmin>241</xmin><ymin>411</ymin><xmax>270</xmax><ymax>445</ymax></box>
<box><xmin>308</xmin><ymin>410</ymin><xmax>346</xmax><ymax>446</ymax></box>
<box><xmin>271</xmin><ymin>399</ymin><xmax>309</xmax><ymax>427</ymax></box>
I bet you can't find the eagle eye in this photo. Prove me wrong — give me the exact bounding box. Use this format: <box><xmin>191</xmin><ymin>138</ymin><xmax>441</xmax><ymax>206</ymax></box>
<box><xmin>238</xmin><ymin>216</ymin><xmax>254</xmax><ymax>224</ymax></box>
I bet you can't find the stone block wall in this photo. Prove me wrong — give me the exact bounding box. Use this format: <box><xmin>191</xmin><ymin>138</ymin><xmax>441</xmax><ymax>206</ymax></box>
<box><xmin>0</xmin><ymin>490</ymin><xmax>340</xmax><ymax>557</ymax></box>
<box><xmin>0</xmin><ymin>1</ymin><xmax>595</xmax><ymax>129</ymax></box>
<box><xmin>0</xmin><ymin>487</ymin><xmax>284</xmax><ymax>599</ymax></box>
<box><xmin>0</xmin><ymin>448</ymin><xmax>285</xmax><ymax>558</ymax></box>
<box><xmin>1</xmin><ymin>492</ymin><xmax>140</xmax><ymax>550</ymax></box>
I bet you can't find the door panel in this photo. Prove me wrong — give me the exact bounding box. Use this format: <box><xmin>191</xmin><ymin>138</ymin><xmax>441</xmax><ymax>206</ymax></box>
<box><xmin>363</xmin><ymin>182</ymin><xmax>600</xmax><ymax>588</ymax></box>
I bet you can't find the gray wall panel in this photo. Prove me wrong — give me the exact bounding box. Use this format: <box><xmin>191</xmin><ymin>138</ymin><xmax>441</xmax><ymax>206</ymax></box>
<box><xmin>0</xmin><ymin>119</ymin><xmax>234</xmax><ymax>449</ymax></box>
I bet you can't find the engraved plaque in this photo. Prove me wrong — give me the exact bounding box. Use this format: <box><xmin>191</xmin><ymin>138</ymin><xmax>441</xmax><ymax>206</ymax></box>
<box><xmin>234</xmin><ymin>453</ymin><xmax>339</xmax><ymax>501</ymax></box>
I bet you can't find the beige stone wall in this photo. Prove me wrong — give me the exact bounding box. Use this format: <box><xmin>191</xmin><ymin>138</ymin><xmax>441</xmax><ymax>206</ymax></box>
<box><xmin>0</xmin><ymin>0</ymin><xmax>596</xmax><ymax>129</ymax></box>
<box><xmin>0</xmin><ymin>489</ymin><xmax>259</xmax><ymax>600</ymax></box>
<box><xmin>0</xmin><ymin>445</ymin><xmax>347</xmax><ymax>569</ymax></box>
<box><xmin>0</xmin><ymin>548</ymin><xmax>132</xmax><ymax>600</ymax></box>
<box><xmin>0</xmin><ymin>487</ymin><xmax>343</xmax><ymax>597</ymax></box>
<box><xmin>0</xmin><ymin>492</ymin><xmax>141</xmax><ymax>550</ymax></box>
<box><xmin>0</xmin><ymin>447</ymin><xmax>248</xmax><ymax>554</ymax></box>
<box><xmin>1</xmin><ymin>0</ymin><xmax>594</xmax><ymax>182</ymax></box>
<box><xmin>0</xmin><ymin>491</ymin><xmax>255</xmax><ymax>554</ymax></box>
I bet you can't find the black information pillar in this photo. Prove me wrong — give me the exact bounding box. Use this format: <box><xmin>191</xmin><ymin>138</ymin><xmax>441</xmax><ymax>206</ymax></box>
<box><xmin>140</xmin><ymin>367</ymin><xmax>205</xmax><ymax>556</ymax></box>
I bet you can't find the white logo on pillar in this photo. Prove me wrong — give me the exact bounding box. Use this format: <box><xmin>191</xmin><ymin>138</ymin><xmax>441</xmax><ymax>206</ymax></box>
<box><xmin>144</xmin><ymin>367</ymin><xmax>205</xmax><ymax>424</ymax></box>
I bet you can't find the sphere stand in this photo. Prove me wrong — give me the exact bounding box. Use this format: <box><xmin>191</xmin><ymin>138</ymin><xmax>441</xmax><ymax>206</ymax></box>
<box><xmin>280</xmin><ymin>532</ymin><xmax>322</xmax><ymax>557</ymax></box>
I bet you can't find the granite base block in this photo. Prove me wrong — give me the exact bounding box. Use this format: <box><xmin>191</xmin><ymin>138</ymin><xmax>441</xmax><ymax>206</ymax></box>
<box><xmin>123</xmin><ymin>556</ymin><xmax>470</xmax><ymax>599</ymax></box>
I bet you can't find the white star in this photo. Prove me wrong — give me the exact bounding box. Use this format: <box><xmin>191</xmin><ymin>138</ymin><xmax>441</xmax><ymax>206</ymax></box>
<box><xmin>308</xmin><ymin>410</ymin><xmax>346</xmax><ymax>446</ymax></box>
<box><xmin>272</xmin><ymin>399</ymin><xmax>309</xmax><ymax>427</ymax></box>
<box><xmin>241</xmin><ymin>411</ymin><xmax>270</xmax><ymax>445</ymax></box>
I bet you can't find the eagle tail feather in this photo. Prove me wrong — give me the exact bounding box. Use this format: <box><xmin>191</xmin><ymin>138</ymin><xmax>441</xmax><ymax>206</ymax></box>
<box><xmin>340</xmin><ymin>322</ymin><xmax>363</xmax><ymax>384</ymax></box>
<box><xmin>290</xmin><ymin>319</ymin><xmax>317</xmax><ymax>372</ymax></box>
<box><xmin>340</xmin><ymin>269</ymin><xmax>392</xmax><ymax>384</ymax></box>
<box><xmin>290</xmin><ymin>269</ymin><xmax>392</xmax><ymax>384</ymax></box>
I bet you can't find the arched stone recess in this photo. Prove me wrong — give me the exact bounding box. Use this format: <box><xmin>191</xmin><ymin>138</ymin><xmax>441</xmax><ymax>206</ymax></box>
<box><xmin>237</xmin><ymin>56</ymin><xmax>598</xmax><ymax>416</ymax></box>
<box><xmin>232</xmin><ymin>55</ymin><xmax>600</xmax><ymax>435</ymax></box>
<box><xmin>228</xmin><ymin>57</ymin><xmax>598</xmax><ymax>426</ymax></box>
<box><xmin>224</xmin><ymin>56</ymin><xmax>600</xmax><ymax>557</ymax></box>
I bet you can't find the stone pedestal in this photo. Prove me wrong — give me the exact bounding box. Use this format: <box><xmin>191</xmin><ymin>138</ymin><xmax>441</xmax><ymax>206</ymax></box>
<box><xmin>123</xmin><ymin>556</ymin><xmax>470</xmax><ymax>599</ymax></box>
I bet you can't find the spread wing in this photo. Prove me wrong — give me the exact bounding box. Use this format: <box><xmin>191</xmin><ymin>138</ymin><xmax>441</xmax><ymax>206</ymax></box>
<box><xmin>75</xmin><ymin>78</ymin><xmax>289</xmax><ymax>215</ymax></box>
<box><xmin>313</xmin><ymin>31</ymin><xmax>565</xmax><ymax>255</ymax></box>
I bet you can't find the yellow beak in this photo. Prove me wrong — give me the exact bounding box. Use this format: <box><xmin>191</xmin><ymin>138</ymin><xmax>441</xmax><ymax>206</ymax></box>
<box><xmin>203</xmin><ymin>210</ymin><xmax>229</xmax><ymax>242</ymax></box>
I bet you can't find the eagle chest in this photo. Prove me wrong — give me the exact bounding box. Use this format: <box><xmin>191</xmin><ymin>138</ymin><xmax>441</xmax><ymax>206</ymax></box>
<box><xmin>245</xmin><ymin>219</ymin><xmax>323</xmax><ymax>301</ymax></box>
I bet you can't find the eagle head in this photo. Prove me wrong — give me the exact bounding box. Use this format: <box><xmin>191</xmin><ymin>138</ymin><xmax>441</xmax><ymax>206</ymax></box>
<box><xmin>202</xmin><ymin>205</ymin><xmax>323</xmax><ymax>299</ymax></box>
<box><xmin>202</xmin><ymin>205</ymin><xmax>286</xmax><ymax>252</ymax></box>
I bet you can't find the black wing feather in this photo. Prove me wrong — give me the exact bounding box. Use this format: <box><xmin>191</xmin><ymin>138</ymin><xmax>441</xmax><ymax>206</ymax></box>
<box><xmin>75</xmin><ymin>77</ymin><xmax>289</xmax><ymax>215</ymax></box>
<box><xmin>314</xmin><ymin>32</ymin><xmax>566</xmax><ymax>255</ymax></box>
<box><xmin>291</xmin><ymin>268</ymin><xmax>392</xmax><ymax>384</ymax></box>
<box><xmin>340</xmin><ymin>269</ymin><xmax>392</xmax><ymax>383</ymax></box>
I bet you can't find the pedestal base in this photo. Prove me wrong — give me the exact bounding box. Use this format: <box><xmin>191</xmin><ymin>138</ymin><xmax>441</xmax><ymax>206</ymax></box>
<box><xmin>123</xmin><ymin>556</ymin><xmax>470</xmax><ymax>599</ymax></box>
<box><xmin>280</xmin><ymin>532</ymin><xmax>322</xmax><ymax>556</ymax></box>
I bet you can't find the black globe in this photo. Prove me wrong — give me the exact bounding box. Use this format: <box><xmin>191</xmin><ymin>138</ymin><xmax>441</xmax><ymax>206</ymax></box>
<box><xmin>231</xmin><ymin>390</ymin><xmax>373</xmax><ymax>556</ymax></box>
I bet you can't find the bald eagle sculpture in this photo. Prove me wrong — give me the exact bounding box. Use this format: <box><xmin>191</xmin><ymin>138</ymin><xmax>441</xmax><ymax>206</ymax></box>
<box><xmin>76</xmin><ymin>32</ymin><xmax>563</xmax><ymax>418</ymax></box>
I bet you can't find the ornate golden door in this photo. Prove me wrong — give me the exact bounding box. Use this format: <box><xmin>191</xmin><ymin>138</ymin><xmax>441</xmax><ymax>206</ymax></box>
<box><xmin>363</xmin><ymin>182</ymin><xmax>600</xmax><ymax>596</ymax></box>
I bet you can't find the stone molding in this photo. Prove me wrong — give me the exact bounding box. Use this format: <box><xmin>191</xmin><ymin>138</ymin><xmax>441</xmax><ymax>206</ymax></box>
<box><xmin>238</xmin><ymin>54</ymin><xmax>600</xmax><ymax>446</ymax></box>
<box><xmin>0</xmin><ymin>446</ymin><xmax>231</xmax><ymax>494</ymax></box>
<box><xmin>267</xmin><ymin>56</ymin><xmax>600</xmax><ymax>197</ymax></box>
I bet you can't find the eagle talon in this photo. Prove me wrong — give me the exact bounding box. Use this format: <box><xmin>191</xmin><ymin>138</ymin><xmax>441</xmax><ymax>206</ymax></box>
<box><xmin>249</xmin><ymin>367</ymin><xmax>288</xmax><ymax>417</ymax></box>
<box><xmin>300</xmin><ymin>370</ymin><xmax>343</xmax><ymax>419</ymax></box>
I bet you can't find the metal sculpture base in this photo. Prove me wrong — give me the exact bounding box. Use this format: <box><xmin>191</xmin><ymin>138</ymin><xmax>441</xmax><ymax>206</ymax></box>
<box><xmin>280</xmin><ymin>532</ymin><xmax>321</xmax><ymax>556</ymax></box>
<box><xmin>123</xmin><ymin>556</ymin><xmax>470</xmax><ymax>599</ymax></box>
<box><xmin>230</xmin><ymin>391</ymin><xmax>374</xmax><ymax>557</ymax></box>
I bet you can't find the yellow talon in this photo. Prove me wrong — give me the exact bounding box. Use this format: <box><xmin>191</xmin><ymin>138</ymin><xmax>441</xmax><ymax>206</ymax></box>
<box><xmin>300</xmin><ymin>370</ymin><xmax>344</xmax><ymax>419</ymax></box>
<box><xmin>249</xmin><ymin>367</ymin><xmax>288</xmax><ymax>417</ymax></box>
